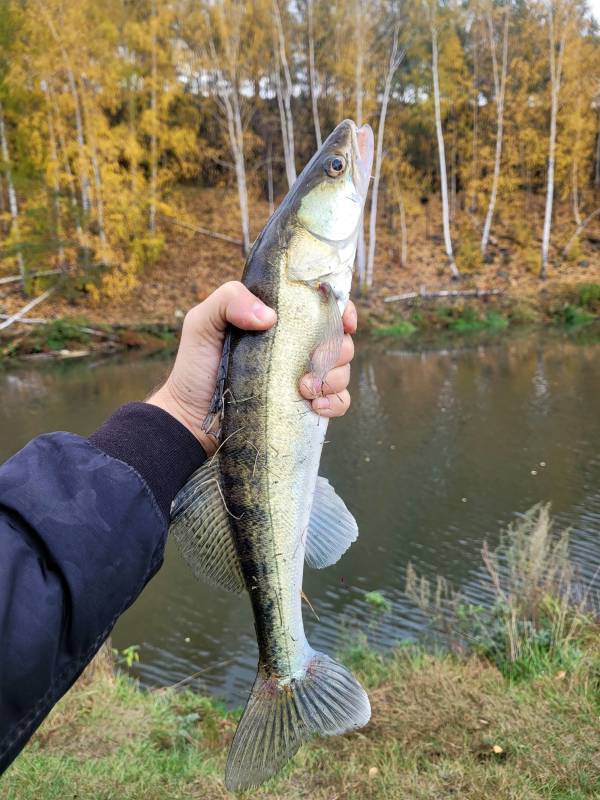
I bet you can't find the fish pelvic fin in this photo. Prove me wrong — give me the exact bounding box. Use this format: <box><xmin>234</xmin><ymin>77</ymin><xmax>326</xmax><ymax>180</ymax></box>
<box><xmin>224</xmin><ymin>652</ymin><xmax>370</xmax><ymax>792</ymax></box>
<box><xmin>305</xmin><ymin>475</ymin><xmax>358</xmax><ymax>569</ymax></box>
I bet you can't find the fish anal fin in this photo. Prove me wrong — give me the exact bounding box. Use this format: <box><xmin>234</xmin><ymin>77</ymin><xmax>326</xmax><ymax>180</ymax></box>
<box><xmin>169</xmin><ymin>459</ymin><xmax>244</xmax><ymax>594</ymax></box>
<box><xmin>305</xmin><ymin>476</ymin><xmax>358</xmax><ymax>569</ymax></box>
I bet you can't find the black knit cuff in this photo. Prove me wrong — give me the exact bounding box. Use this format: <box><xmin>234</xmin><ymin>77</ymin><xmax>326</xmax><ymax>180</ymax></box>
<box><xmin>89</xmin><ymin>402</ymin><xmax>207</xmax><ymax>520</ymax></box>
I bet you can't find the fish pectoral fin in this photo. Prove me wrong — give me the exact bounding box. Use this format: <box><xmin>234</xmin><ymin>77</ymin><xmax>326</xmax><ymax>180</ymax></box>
<box><xmin>169</xmin><ymin>460</ymin><xmax>244</xmax><ymax>594</ymax></box>
<box><xmin>305</xmin><ymin>476</ymin><xmax>358</xmax><ymax>569</ymax></box>
<box><xmin>225</xmin><ymin>653</ymin><xmax>370</xmax><ymax>792</ymax></box>
<box><xmin>309</xmin><ymin>282</ymin><xmax>344</xmax><ymax>383</ymax></box>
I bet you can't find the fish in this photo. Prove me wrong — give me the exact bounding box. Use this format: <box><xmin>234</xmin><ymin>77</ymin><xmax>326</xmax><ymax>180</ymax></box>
<box><xmin>169</xmin><ymin>119</ymin><xmax>374</xmax><ymax>792</ymax></box>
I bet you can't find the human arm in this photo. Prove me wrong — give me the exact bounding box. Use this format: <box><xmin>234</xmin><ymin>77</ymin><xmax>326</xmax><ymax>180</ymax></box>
<box><xmin>0</xmin><ymin>281</ymin><xmax>356</xmax><ymax>774</ymax></box>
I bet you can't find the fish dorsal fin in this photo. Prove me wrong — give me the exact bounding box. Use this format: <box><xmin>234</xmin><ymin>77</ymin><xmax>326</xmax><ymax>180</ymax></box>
<box><xmin>305</xmin><ymin>476</ymin><xmax>358</xmax><ymax>569</ymax></box>
<box><xmin>310</xmin><ymin>282</ymin><xmax>345</xmax><ymax>383</ymax></box>
<box><xmin>169</xmin><ymin>460</ymin><xmax>244</xmax><ymax>594</ymax></box>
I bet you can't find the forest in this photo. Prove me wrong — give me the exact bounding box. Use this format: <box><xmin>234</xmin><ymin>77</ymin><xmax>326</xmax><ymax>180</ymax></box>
<box><xmin>0</xmin><ymin>0</ymin><xmax>599</xmax><ymax>308</ymax></box>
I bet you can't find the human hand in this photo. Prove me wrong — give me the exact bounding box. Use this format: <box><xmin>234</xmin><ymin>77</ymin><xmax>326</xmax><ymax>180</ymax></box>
<box><xmin>147</xmin><ymin>281</ymin><xmax>356</xmax><ymax>456</ymax></box>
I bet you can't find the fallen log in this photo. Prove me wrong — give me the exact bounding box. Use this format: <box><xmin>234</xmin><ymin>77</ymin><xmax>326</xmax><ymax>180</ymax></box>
<box><xmin>563</xmin><ymin>207</ymin><xmax>600</xmax><ymax>257</ymax></box>
<box><xmin>384</xmin><ymin>287</ymin><xmax>503</xmax><ymax>303</ymax></box>
<box><xmin>0</xmin><ymin>314</ymin><xmax>118</xmax><ymax>341</ymax></box>
<box><xmin>159</xmin><ymin>215</ymin><xmax>244</xmax><ymax>248</ymax></box>
<box><xmin>0</xmin><ymin>288</ymin><xmax>55</xmax><ymax>331</ymax></box>
<box><xmin>0</xmin><ymin>269</ymin><xmax>64</xmax><ymax>286</ymax></box>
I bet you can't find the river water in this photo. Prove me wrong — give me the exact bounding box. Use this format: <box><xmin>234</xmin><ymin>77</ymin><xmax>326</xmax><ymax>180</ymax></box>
<box><xmin>2</xmin><ymin>330</ymin><xmax>599</xmax><ymax>706</ymax></box>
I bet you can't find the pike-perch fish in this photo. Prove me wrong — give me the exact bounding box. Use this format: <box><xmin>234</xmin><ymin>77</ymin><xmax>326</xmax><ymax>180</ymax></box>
<box><xmin>170</xmin><ymin>119</ymin><xmax>374</xmax><ymax>791</ymax></box>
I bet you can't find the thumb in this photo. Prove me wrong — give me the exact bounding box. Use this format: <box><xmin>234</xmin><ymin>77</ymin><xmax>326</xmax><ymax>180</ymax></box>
<box><xmin>193</xmin><ymin>280</ymin><xmax>277</xmax><ymax>336</ymax></box>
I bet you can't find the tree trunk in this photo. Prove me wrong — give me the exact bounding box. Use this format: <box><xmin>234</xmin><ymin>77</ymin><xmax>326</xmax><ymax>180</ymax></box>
<box><xmin>149</xmin><ymin>0</ymin><xmax>158</xmax><ymax>234</ymax></box>
<box><xmin>594</xmin><ymin>113</ymin><xmax>600</xmax><ymax>191</ymax></box>
<box><xmin>470</xmin><ymin>25</ymin><xmax>480</xmax><ymax>213</ymax></box>
<box><xmin>307</xmin><ymin>0</ymin><xmax>321</xmax><ymax>148</ymax></box>
<box><xmin>481</xmin><ymin>1</ymin><xmax>510</xmax><ymax>256</ymax></box>
<box><xmin>273</xmin><ymin>0</ymin><xmax>296</xmax><ymax>188</ymax></box>
<box><xmin>399</xmin><ymin>197</ymin><xmax>408</xmax><ymax>267</ymax></box>
<box><xmin>80</xmin><ymin>80</ymin><xmax>107</xmax><ymax>260</ymax></box>
<box><xmin>365</xmin><ymin>27</ymin><xmax>402</xmax><ymax>291</ymax></box>
<box><xmin>0</xmin><ymin>99</ymin><xmax>25</xmax><ymax>283</ymax></box>
<box><xmin>224</xmin><ymin>87</ymin><xmax>251</xmax><ymax>254</ymax></box>
<box><xmin>43</xmin><ymin>83</ymin><xmax>65</xmax><ymax>268</ymax></box>
<box><xmin>267</xmin><ymin>139</ymin><xmax>274</xmax><ymax>216</ymax></box>
<box><xmin>50</xmin><ymin>84</ymin><xmax>83</xmax><ymax>244</ymax></box>
<box><xmin>540</xmin><ymin>7</ymin><xmax>567</xmax><ymax>279</ymax></box>
<box><xmin>355</xmin><ymin>0</ymin><xmax>366</xmax><ymax>291</ymax></box>
<box><xmin>431</xmin><ymin>22</ymin><xmax>460</xmax><ymax>278</ymax></box>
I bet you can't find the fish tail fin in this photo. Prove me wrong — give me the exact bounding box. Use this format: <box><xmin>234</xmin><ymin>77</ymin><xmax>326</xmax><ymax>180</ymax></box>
<box><xmin>225</xmin><ymin>651</ymin><xmax>370</xmax><ymax>792</ymax></box>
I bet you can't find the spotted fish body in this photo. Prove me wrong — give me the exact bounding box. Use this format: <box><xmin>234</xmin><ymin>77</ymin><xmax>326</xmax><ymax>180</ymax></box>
<box><xmin>170</xmin><ymin>120</ymin><xmax>374</xmax><ymax>791</ymax></box>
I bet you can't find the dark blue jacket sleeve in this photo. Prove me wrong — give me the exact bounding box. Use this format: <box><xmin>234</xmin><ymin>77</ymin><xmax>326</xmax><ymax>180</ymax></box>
<box><xmin>0</xmin><ymin>402</ymin><xmax>206</xmax><ymax>775</ymax></box>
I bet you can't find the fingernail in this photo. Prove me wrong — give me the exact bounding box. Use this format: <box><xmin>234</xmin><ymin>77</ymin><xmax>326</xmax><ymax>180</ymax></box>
<box><xmin>311</xmin><ymin>378</ymin><xmax>323</xmax><ymax>395</ymax></box>
<box><xmin>252</xmin><ymin>302</ymin><xmax>276</xmax><ymax>323</ymax></box>
<box><xmin>314</xmin><ymin>396</ymin><xmax>330</xmax><ymax>410</ymax></box>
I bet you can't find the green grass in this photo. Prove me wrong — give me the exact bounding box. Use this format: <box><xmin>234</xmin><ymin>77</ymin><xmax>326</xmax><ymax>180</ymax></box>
<box><xmin>438</xmin><ymin>306</ymin><xmax>509</xmax><ymax>333</ymax></box>
<box><xmin>373</xmin><ymin>319</ymin><xmax>418</xmax><ymax>337</ymax></box>
<box><xmin>28</xmin><ymin>318</ymin><xmax>92</xmax><ymax>353</ymax></box>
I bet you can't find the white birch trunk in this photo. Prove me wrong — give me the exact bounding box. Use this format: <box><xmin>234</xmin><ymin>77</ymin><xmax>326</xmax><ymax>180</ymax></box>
<box><xmin>431</xmin><ymin>21</ymin><xmax>460</xmax><ymax>278</ymax></box>
<box><xmin>80</xmin><ymin>81</ymin><xmax>107</xmax><ymax>259</ymax></box>
<box><xmin>0</xmin><ymin>99</ymin><xmax>25</xmax><ymax>282</ymax></box>
<box><xmin>273</xmin><ymin>0</ymin><xmax>296</xmax><ymax>188</ymax></box>
<box><xmin>267</xmin><ymin>139</ymin><xmax>275</xmax><ymax>217</ymax></box>
<box><xmin>224</xmin><ymin>86</ymin><xmax>250</xmax><ymax>254</ymax></box>
<box><xmin>51</xmin><ymin>89</ymin><xmax>83</xmax><ymax>243</ymax></box>
<box><xmin>307</xmin><ymin>0</ymin><xmax>321</xmax><ymax>148</ymax></box>
<box><xmin>43</xmin><ymin>84</ymin><xmax>65</xmax><ymax>267</ymax></box>
<box><xmin>149</xmin><ymin>0</ymin><xmax>158</xmax><ymax>234</ymax></box>
<box><xmin>481</xmin><ymin>2</ymin><xmax>510</xmax><ymax>256</ymax></box>
<box><xmin>355</xmin><ymin>0</ymin><xmax>367</xmax><ymax>290</ymax></box>
<box><xmin>365</xmin><ymin>27</ymin><xmax>402</xmax><ymax>291</ymax></box>
<box><xmin>471</xmin><ymin>25</ymin><xmax>480</xmax><ymax>213</ymax></box>
<box><xmin>540</xmin><ymin>4</ymin><xmax>567</xmax><ymax>279</ymax></box>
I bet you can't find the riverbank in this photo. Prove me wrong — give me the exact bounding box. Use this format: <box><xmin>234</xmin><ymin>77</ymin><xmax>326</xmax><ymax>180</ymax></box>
<box><xmin>1</xmin><ymin>187</ymin><xmax>600</xmax><ymax>364</ymax></box>
<box><xmin>3</xmin><ymin>507</ymin><xmax>599</xmax><ymax>799</ymax></box>
<box><xmin>2</xmin><ymin>281</ymin><xmax>600</xmax><ymax>365</ymax></box>
<box><xmin>3</xmin><ymin>638</ymin><xmax>599</xmax><ymax>799</ymax></box>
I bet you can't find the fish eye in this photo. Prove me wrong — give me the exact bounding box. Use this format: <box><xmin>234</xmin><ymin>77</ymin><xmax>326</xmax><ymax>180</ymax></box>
<box><xmin>324</xmin><ymin>155</ymin><xmax>347</xmax><ymax>178</ymax></box>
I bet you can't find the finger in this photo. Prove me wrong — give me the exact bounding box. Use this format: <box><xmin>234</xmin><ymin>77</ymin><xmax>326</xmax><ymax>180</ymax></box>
<box><xmin>334</xmin><ymin>334</ymin><xmax>354</xmax><ymax>368</ymax></box>
<box><xmin>311</xmin><ymin>389</ymin><xmax>351</xmax><ymax>418</ymax></box>
<box><xmin>342</xmin><ymin>301</ymin><xmax>357</xmax><ymax>334</ymax></box>
<box><xmin>187</xmin><ymin>281</ymin><xmax>277</xmax><ymax>337</ymax></box>
<box><xmin>299</xmin><ymin>364</ymin><xmax>350</xmax><ymax>399</ymax></box>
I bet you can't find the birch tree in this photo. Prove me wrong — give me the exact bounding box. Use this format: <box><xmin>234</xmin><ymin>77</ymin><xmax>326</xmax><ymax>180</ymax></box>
<box><xmin>480</xmin><ymin>0</ymin><xmax>510</xmax><ymax>256</ymax></box>
<box><xmin>0</xmin><ymin>99</ymin><xmax>25</xmax><ymax>282</ymax></box>
<box><xmin>365</xmin><ymin>25</ymin><xmax>403</xmax><ymax>291</ymax></box>
<box><xmin>427</xmin><ymin>4</ymin><xmax>460</xmax><ymax>279</ymax></box>
<box><xmin>355</xmin><ymin>0</ymin><xmax>368</xmax><ymax>291</ymax></box>
<box><xmin>306</xmin><ymin>0</ymin><xmax>321</xmax><ymax>148</ymax></box>
<box><xmin>540</xmin><ymin>0</ymin><xmax>570</xmax><ymax>279</ymax></box>
<box><xmin>272</xmin><ymin>0</ymin><xmax>296</xmax><ymax>188</ymax></box>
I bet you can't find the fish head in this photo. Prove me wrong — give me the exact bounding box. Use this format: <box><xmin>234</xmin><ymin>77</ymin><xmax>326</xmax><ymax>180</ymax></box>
<box><xmin>294</xmin><ymin>119</ymin><xmax>374</xmax><ymax>245</ymax></box>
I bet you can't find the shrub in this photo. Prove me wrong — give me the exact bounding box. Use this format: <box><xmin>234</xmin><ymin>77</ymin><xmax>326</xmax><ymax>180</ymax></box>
<box><xmin>406</xmin><ymin>505</ymin><xmax>598</xmax><ymax>680</ymax></box>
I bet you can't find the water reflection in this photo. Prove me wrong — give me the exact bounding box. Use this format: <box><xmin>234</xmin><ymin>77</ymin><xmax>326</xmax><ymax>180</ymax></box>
<box><xmin>1</xmin><ymin>333</ymin><xmax>599</xmax><ymax>705</ymax></box>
